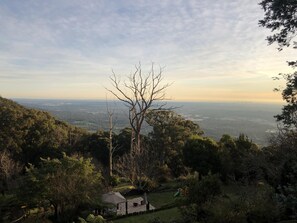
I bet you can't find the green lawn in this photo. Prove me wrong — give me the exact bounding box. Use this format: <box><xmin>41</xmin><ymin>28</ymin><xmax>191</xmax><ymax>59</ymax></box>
<box><xmin>112</xmin><ymin>207</ymin><xmax>181</xmax><ymax>223</ymax></box>
<box><xmin>148</xmin><ymin>191</ymin><xmax>176</xmax><ymax>208</ymax></box>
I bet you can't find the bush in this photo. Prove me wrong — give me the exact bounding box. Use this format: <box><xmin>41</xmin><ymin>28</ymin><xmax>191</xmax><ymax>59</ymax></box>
<box><xmin>178</xmin><ymin>174</ymin><xmax>221</xmax><ymax>222</ymax></box>
<box><xmin>109</xmin><ymin>175</ymin><xmax>120</xmax><ymax>186</ymax></box>
<box><xmin>181</xmin><ymin>177</ymin><xmax>280</xmax><ymax>223</ymax></box>
<box><xmin>156</xmin><ymin>165</ymin><xmax>172</xmax><ymax>183</ymax></box>
<box><xmin>187</xmin><ymin>173</ymin><xmax>222</xmax><ymax>205</ymax></box>
<box><xmin>78</xmin><ymin>214</ymin><xmax>106</xmax><ymax>223</ymax></box>
<box><xmin>247</xmin><ymin>185</ymin><xmax>281</xmax><ymax>223</ymax></box>
<box><xmin>207</xmin><ymin>184</ymin><xmax>280</xmax><ymax>223</ymax></box>
<box><xmin>136</xmin><ymin>178</ymin><xmax>158</xmax><ymax>191</ymax></box>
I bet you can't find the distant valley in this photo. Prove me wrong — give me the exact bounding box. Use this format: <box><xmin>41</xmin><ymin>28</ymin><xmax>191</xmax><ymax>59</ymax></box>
<box><xmin>15</xmin><ymin>99</ymin><xmax>282</xmax><ymax>146</ymax></box>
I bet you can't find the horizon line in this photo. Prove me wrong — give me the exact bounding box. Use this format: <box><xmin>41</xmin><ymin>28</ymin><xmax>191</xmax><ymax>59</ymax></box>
<box><xmin>9</xmin><ymin>97</ymin><xmax>284</xmax><ymax>105</ymax></box>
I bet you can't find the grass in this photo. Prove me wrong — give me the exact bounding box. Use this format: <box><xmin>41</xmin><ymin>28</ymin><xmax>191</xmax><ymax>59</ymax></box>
<box><xmin>148</xmin><ymin>191</ymin><xmax>176</xmax><ymax>208</ymax></box>
<box><xmin>113</xmin><ymin>182</ymin><xmax>177</xmax><ymax>209</ymax></box>
<box><xmin>159</xmin><ymin>181</ymin><xmax>184</xmax><ymax>190</ymax></box>
<box><xmin>22</xmin><ymin>216</ymin><xmax>53</xmax><ymax>223</ymax></box>
<box><xmin>112</xmin><ymin>207</ymin><xmax>181</xmax><ymax>223</ymax></box>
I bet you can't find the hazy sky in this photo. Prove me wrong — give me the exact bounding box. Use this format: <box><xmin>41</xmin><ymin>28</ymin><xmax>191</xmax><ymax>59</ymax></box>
<box><xmin>0</xmin><ymin>0</ymin><xmax>295</xmax><ymax>102</ymax></box>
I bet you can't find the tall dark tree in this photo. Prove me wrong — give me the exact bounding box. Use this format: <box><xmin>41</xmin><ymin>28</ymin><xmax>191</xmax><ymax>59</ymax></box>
<box><xmin>183</xmin><ymin>136</ymin><xmax>221</xmax><ymax>177</ymax></box>
<box><xmin>275</xmin><ymin>72</ymin><xmax>297</xmax><ymax>128</ymax></box>
<box><xmin>259</xmin><ymin>0</ymin><xmax>297</xmax><ymax>51</ymax></box>
<box><xmin>260</xmin><ymin>4</ymin><xmax>297</xmax><ymax>217</ymax></box>
<box><xmin>259</xmin><ymin>0</ymin><xmax>297</xmax><ymax>128</ymax></box>
<box><xmin>77</xmin><ymin>131</ymin><xmax>110</xmax><ymax>168</ymax></box>
<box><xmin>146</xmin><ymin>110</ymin><xmax>203</xmax><ymax>176</ymax></box>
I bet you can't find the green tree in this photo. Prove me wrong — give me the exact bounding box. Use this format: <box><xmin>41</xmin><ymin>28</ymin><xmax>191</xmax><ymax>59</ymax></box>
<box><xmin>187</xmin><ymin>174</ymin><xmax>222</xmax><ymax>205</ymax></box>
<box><xmin>259</xmin><ymin>0</ymin><xmax>297</xmax><ymax>128</ymax></box>
<box><xmin>183</xmin><ymin>136</ymin><xmax>221</xmax><ymax>177</ymax></box>
<box><xmin>114</xmin><ymin>127</ymin><xmax>132</xmax><ymax>156</ymax></box>
<box><xmin>0</xmin><ymin>97</ymin><xmax>86</xmax><ymax>166</ymax></box>
<box><xmin>219</xmin><ymin>134</ymin><xmax>236</xmax><ymax>150</ymax></box>
<box><xmin>274</xmin><ymin>72</ymin><xmax>297</xmax><ymax>128</ymax></box>
<box><xmin>277</xmin><ymin>159</ymin><xmax>297</xmax><ymax>219</ymax></box>
<box><xmin>259</xmin><ymin>2</ymin><xmax>297</xmax><ymax>213</ymax></box>
<box><xmin>21</xmin><ymin>154</ymin><xmax>102</xmax><ymax>222</ymax></box>
<box><xmin>218</xmin><ymin>134</ymin><xmax>263</xmax><ymax>182</ymax></box>
<box><xmin>272</xmin><ymin>138</ymin><xmax>297</xmax><ymax>219</ymax></box>
<box><xmin>259</xmin><ymin>0</ymin><xmax>297</xmax><ymax>50</ymax></box>
<box><xmin>259</xmin><ymin>132</ymin><xmax>297</xmax><ymax>220</ymax></box>
<box><xmin>180</xmin><ymin>174</ymin><xmax>222</xmax><ymax>223</ymax></box>
<box><xmin>146</xmin><ymin>110</ymin><xmax>203</xmax><ymax>176</ymax></box>
<box><xmin>79</xmin><ymin>131</ymin><xmax>110</xmax><ymax>167</ymax></box>
<box><xmin>231</xmin><ymin>134</ymin><xmax>260</xmax><ymax>181</ymax></box>
<box><xmin>218</xmin><ymin>134</ymin><xmax>236</xmax><ymax>182</ymax></box>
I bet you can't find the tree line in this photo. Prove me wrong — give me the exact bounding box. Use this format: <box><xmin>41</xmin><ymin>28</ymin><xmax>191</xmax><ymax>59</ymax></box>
<box><xmin>1</xmin><ymin>92</ymin><xmax>297</xmax><ymax>222</ymax></box>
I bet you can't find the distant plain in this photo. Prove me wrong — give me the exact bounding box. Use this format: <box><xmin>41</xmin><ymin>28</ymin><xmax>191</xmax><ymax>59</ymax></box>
<box><xmin>15</xmin><ymin>99</ymin><xmax>282</xmax><ymax>146</ymax></box>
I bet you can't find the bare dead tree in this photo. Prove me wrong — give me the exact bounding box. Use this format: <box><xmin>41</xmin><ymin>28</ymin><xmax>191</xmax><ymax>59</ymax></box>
<box><xmin>115</xmin><ymin>144</ymin><xmax>159</xmax><ymax>189</ymax></box>
<box><xmin>106</xmin><ymin>100</ymin><xmax>119</xmax><ymax>178</ymax></box>
<box><xmin>107</xmin><ymin>105</ymin><xmax>114</xmax><ymax>178</ymax></box>
<box><xmin>107</xmin><ymin>63</ymin><xmax>171</xmax><ymax>154</ymax></box>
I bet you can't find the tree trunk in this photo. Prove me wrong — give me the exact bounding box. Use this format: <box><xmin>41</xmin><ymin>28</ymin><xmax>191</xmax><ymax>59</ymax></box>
<box><xmin>137</xmin><ymin>133</ymin><xmax>141</xmax><ymax>153</ymax></box>
<box><xmin>53</xmin><ymin>204</ymin><xmax>58</xmax><ymax>222</ymax></box>
<box><xmin>109</xmin><ymin>114</ymin><xmax>113</xmax><ymax>177</ymax></box>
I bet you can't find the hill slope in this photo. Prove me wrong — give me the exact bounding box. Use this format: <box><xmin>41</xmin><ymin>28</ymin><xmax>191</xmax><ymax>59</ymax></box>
<box><xmin>0</xmin><ymin>97</ymin><xmax>86</xmax><ymax>165</ymax></box>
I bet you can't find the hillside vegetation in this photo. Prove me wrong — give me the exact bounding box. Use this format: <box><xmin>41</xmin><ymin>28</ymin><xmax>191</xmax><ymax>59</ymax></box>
<box><xmin>0</xmin><ymin>97</ymin><xmax>297</xmax><ymax>223</ymax></box>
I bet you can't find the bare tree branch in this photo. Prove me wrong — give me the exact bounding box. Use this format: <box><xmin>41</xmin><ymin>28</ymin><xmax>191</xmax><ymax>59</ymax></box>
<box><xmin>107</xmin><ymin>63</ymin><xmax>172</xmax><ymax>185</ymax></box>
<box><xmin>107</xmin><ymin>63</ymin><xmax>172</xmax><ymax>154</ymax></box>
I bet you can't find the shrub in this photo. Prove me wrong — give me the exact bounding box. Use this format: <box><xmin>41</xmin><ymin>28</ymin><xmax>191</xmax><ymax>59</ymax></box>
<box><xmin>109</xmin><ymin>175</ymin><xmax>120</xmax><ymax>186</ymax></box>
<box><xmin>156</xmin><ymin>165</ymin><xmax>172</xmax><ymax>183</ymax></box>
<box><xmin>78</xmin><ymin>214</ymin><xmax>106</xmax><ymax>223</ymax></box>
<box><xmin>136</xmin><ymin>178</ymin><xmax>158</xmax><ymax>191</ymax></box>
<box><xmin>181</xmin><ymin>178</ymin><xmax>280</xmax><ymax>223</ymax></box>
<box><xmin>207</xmin><ymin>184</ymin><xmax>280</xmax><ymax>223</ymax></box>
<box><xmin>179</xmin><ymin>174</ymin><xmax>221</xmax><ymax>222</ymax></box>
<box><xmin>187</xmin><ymin>173</ymin><xmax>222</xmax><ymax>205</ymax></box>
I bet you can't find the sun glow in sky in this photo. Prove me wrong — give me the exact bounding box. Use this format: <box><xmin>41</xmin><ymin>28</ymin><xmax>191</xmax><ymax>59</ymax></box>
<box><xmin>0</xmin><ymin>0</ymin><xmax>295</xmax><ymax>102</ymax></box>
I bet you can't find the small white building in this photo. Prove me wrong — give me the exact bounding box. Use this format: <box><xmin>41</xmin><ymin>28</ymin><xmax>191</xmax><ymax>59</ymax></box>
<box><xmin>102</xmin><ymin>192</ymin><xmax>126</xmax><ymax>206</ymax></box>
<box><xmin>102</xmin><ymin>191</ymin><xmax>155</xmax><ymax>215</ymax></box>
<box><xmin>102</xmin><ymin>192</ymin><xmax>127</xmax><ymax>215</ymax></box>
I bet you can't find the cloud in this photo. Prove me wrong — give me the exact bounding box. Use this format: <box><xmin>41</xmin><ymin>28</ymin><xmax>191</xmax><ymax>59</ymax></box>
<box><xmin>0</xmin><ymin>0</ymin><xmax>294</xmax><ymax>101</ymax></box>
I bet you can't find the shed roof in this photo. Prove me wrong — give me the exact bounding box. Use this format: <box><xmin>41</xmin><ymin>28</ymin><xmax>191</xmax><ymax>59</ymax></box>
<box><xmin>102</xmin><ymin>192</ymin><xmax>126</xmax><ymax>205</ymax></box>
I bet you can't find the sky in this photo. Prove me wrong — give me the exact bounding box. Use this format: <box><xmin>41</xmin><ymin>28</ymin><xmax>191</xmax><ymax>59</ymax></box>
<box><xmin>0</xmin><ymin>0</ymin><xmax>295</xmax><ymax>103</ymax></box>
